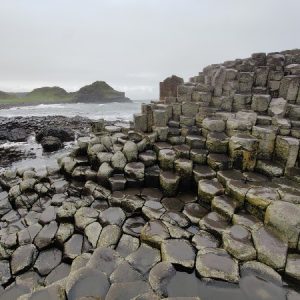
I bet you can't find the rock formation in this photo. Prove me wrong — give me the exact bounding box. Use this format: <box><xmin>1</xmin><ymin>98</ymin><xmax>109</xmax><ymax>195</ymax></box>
<box><xmin>0</xmin><ymin>49</ymin><xmax>300</xmax><ymax>299</ymax></box>
<box><xmin>160</xmin><ymin>75</ymin><xmax>184</xmax><ymax>100</ymax></box>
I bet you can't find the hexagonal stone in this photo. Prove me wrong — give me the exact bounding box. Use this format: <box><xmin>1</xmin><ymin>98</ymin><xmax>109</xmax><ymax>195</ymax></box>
<box><xmin>34</xmin><ymin>248</ymin><xmax>62</xmax><ymax>276</ymax></box>
<box><xmin>140</xmin><ymin>187</ymin><xmax>163</xmax><ymax>202</ymax></box>
<box><xmin>190</xmin><ymin>149</ymin><xmax>208</xmax><ymax>164</ymax></box>
<box><xmin>34</xmin><ymin>221</ymin><xmax>58</xmax><ymax>249</ymax></box>
<box><xmin>97</xmin><ymin>224</ymin><xmax>122</xmax><ymax>248</ymax></box>
<box><xmin>56</xmin><ymin>202</ymin><xmax>77</xmax><ymax>220</ymax></box>
<box><xmin>162</xmin><ymin>221</ymin><xmax>192</xmax><ymax>240</ymax></box>
<box><xmin>206</xmin><ymin>132</ymin><xmax>229</xmax><ymax>153</ymax></box>
<box><xmin>123</xmin><ymin>141</ymin><xmax>138</xmax><ymax>162</ymax></box>
<box><xmin>38</xmin><ymin>206</ymin><xmax>56</xmax><ymax>225</ymax></box>
<box><xmin>173</xmin><ymin>144</ymin><xmax>190</xmax><ymax>159</ymax></box>
<box><xmin>44</xmin><ymin>263</ymin><xmax>71</xmax><ymax>285</ymax></box>
<box><xmin>222</xmin><ymin>225</ymin><xmax>256</xmax><ymax>261</ymax></box>
<box><xmin>174</xmin><ymin>159</ymin><xmax>193</xmax><ymax>177</ymax></box>
<box><xmin>55</xmin><ymin>223</ymin><xmax>74</xmax><ymax>245</ymax></box>
<box><xmin>116</xmin><ymin>234</ymin><xmax>140</xmax><ymax>258</ymax></box>
<box><xmin>99</xmin><ymin>207</ymin><xmax>126</xmax><ymax>226</ymax></box>
<box><xmin>161</xmin><ymin>211</ymin><xmax>190</xmax><ymax>228</ymax></box>
<box><xmin>149</xmin><ymin>262</ymin><xmax>176</xmax><ymax>297</ymax></box>
<box><xmin>240</xmin><ymin>261</ymin><xmax>282</xmax><ymax>286</ymax></box>
<box><xmin>207</xmin><ymin>153</ymin><xmax>231</xmax><ymax>171</ymax></box>
<box><xmin>285</xmin><ymin>254</ymin><xmax>300</xmax><ymax>281</ymax></box>
<box><xmin>193</xmin><ymin>165</ymin><xmax>216</xmax><ymax>181</ymax></box>
<box><xmin>199</xmin><ymin>211</ymin><xmax>229</xmax><ymax>236</ymax></box>
<box><xmin>122</xmin><ymin>217</ymin><xmax>146</xmax><ymax>237</ymax></box>
<box><xmin>139</xmin><ymin>150</ymin><xmax>157</xmax><ymax>167</ymax></box>
<box><xmin>66</xmin><ymin>267</ymin><xmax>110</xmax><ymax>300</ymax></box>
<box><xmin>0</xmin><ymin>260</ymin><xmax>11</xmax><ymax>285</ymax></box>
<box><xmin>226</xmin><ymin>180</ymin><xmax>251</xmax><ymax>206</ymax></box>
<box><xmin>142</xmin><ymin>200</ymin><xmax>166</xmax><ymax>220</ymax></box>
<box><xmin>183</xmin><ymin>203</ymin><xmax>209</xmax><ymax>224</ymax></box>
<box><xmin>252</xmin><ymin>225</ymin><xmax>288</xmax><ymax>270</ymax></box>
<box><xmin>192</xmin><ymin>230</ymin><xmax>220</xmax><ymax>250</ymax></box>
<box><xmin>265</xmin><ymin>201</ymin><xmax>300</xmax><ymax>248</ymax></box>
<box><xmin>140</xmin><ymin>220</ymin><xmax>170</xmax><ymax>248</ymax></box>
<box><xmin>158</xmin><ymin>149</ymin><xmax>176</xmax><ymax>171</ymax></box>
<box><xmin>198</xmin><ymin>179</ymin><xmax>224</xmax><ymax>204</ymax></box>
<box><xmin>74</xmin><ymin>207</ymin><xmax>98</xmax><ymax>230</ymax></box>
<box><xmin>211</xmin><ymin>195</ymin><xmax>238</xmax><ymax>220</ymax></box>
<box><xmin>232</xmin><ymin>212</ymin><xmax>262</xmax><ymax>230</ymax></box>
<box><xmin>109</xmin><ymin>174</ymin><xmax>127</xmax><ymax>192</ymax></box>
<box><xmin>106</xmin><ymin>281</ymin><xmax>152</xmax><ymax>300</ymax></box>
<box><xmin>161</xmin><ymin>239</ymin><xmax>195</xmax><ymax>270</ymax></box>
<box><xmin>126</xmin><ymin>243</ymin><xmax>161</xmax><ymax>275</ymax></box>
<box><xmin>161</xmin><ymin>197</ymin><xmax>184</xmax><ymax>212</ymax></box>
<box><xmin>64</xmin><ymin>234</ymin><xmax>83</xmax><ymax>261</ymax></box>
<box><xmin>11</xmin><ymin>244</ymin><xmax>38</xmax><ymax>275</ymax></box>
<box><xmin>125</xmin><ymin>162</ymin><xmax>145</xmax><ymax>181</ymax></box>
<box><xmin>245</xmin><ymin>186</ymin><xmax>280</xmax><ymax>219</ymax></box>
<box><xmin>84</xmin><ymin>221</ymin><xmax>102</xmax><ymax>248</ymax></box>
<box><xmin>110</xmin><ymin>261</ymin><xmax>143</xmax><ymax>284</ymax></box>
<box><xmin>160</xmin><ymin>171</ymin><xmax>180</xmax><ymax>197</ymax></box>
<box><xmin>70</xmin><ymin>253</ymin><xmax>91</xmax><ymax>273</ymax></box>
<box><xmin>111</xmin><ymin>151</ymin><xmax>127</xmax><ymax>171</ymax></box>
<box><xmin>196</xmin><ymin>248</ymin><xmax>239</xmax><ymax>283</ymax></box>
<box><xmin>87</xmin><ymin>248</ymin><xmax>124</xmax><ymax>276</ymax></box>
<box><xmin>217</xmin><ymin>169</ymin><xmax>244</xmax><ymax>186</ymax></box>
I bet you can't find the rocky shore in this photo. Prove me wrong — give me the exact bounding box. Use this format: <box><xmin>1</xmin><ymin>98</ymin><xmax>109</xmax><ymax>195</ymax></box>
<box><xmin>0</xmin><ymin>49</ymin><xmax>300</xmax><ymax>299</ymax></box>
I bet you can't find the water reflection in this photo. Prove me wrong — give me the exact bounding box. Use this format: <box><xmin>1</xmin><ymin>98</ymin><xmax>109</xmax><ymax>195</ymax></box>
<box><xmin>167</xmin><ymin>271</ymin><xmax>293</xmax><ymax>300</ymax></box>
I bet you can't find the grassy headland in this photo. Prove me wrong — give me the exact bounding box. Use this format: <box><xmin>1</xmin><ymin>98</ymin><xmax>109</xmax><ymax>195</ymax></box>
<box><xmin>0</xmin><ymin>81</ymin><xmax>130</xmax><ymax>108</ymax></box>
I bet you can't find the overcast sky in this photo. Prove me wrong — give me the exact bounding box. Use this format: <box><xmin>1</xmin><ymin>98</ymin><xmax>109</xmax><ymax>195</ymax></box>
<box><xmin>0</xmin><ymin>0</ymin><xmax>299</xmax><ymax>99</ymax></box>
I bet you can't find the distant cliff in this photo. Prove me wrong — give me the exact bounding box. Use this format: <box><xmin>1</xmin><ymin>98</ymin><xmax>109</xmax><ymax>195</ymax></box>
<box><xmin>72</xmin><ymin>81</ymin><xmax>131</xmax><ymax>103</ymax></box>
<box><xmin>0</xmin><ymin>81</ymin><xmax>131</xmax><ymax>107</ymax></box>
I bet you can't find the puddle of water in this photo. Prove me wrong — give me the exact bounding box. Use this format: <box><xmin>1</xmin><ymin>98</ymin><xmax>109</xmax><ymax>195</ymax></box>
<box><xmin>167</xmin><ymin>271</ymin><xmax>289</xmax><ymax>300</ymax></box>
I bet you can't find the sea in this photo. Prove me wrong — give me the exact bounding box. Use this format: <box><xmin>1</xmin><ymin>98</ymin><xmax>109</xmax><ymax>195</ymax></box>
<box><xmin>0</xmin><ymin>100</ymin><xmax>151</xmax><ymax>121</ymax></box>
<box><xmin>0</xmin><ymin>100</ymin><xmax>151</xmax><ymax>169</ymax></box>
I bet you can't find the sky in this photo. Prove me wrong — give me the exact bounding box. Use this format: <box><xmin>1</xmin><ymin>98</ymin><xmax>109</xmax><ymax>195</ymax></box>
<box><xmin>0</xmin><ymin>0</ymin><xmax>299</xmax><ymax>100</ymax></box>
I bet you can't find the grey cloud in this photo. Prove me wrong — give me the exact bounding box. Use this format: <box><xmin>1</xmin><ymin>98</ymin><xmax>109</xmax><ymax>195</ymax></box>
<box><xmin>0</xmin><ymin>0</ymin><xmax>299</xmax><ymax>99</ymax></box>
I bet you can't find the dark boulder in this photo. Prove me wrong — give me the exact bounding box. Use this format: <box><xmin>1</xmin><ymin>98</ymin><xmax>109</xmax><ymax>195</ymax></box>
<box><xmin>36</xmin><ymin>127</ymin><xmax>75</xmax><ymax>143</ymax></box>
<box><xmin>41</xmin><ymin>136</ymin><xmax>62</xmax><ymax>152</ymax></box>
<box><xmin>8</xmin><ymin>128</ymin><xmax>28</xmax><ymax>142</ymax></box>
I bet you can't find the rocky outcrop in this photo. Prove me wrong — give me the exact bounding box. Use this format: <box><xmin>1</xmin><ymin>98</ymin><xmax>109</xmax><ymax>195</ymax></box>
<box><xmin>0</xmin><ymin>49</ymin><xmax>300</xmax><ymax>299</ymax></box>
<box><xmin>160</xmin><ymin>75</ymin><xmax>184</xmax><ymax>100</ymax></box>
<box><xmin>72</xmin><ymin>81</ymin><xmax>131</xmax><ymax>103</ymax></box>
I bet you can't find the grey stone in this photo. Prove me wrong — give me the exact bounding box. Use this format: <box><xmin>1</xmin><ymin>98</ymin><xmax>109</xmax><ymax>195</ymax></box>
<box><xmin>11</xmin><ymin>244</ymin><xmax>38</xmax><ymax>275</ymax></box>
<box><xmin>34</xmin><ymin>248</ymin><xmax>62</xmax><ymax>276</ymax></box>
<box><xmin>126</xmin><ymin>243</ymin><xmax>161</xmax><ymax>274</ymax></box>
<box><xmin>34</xmin><ymin>221</ymin><xmax>58</xmax><ymax>249</ymax></box>
<box><xmin>196</xmin><ymin>248</ymin><xmax>239</xmax><ymax>283</ymax></box>
<box><xmin>252</xmin><ymin>225</ymin><xmax>288</xmax><ymax>270</ymax></box>
<box><xmin>161</xmin><ymin>239</ymin><xmax>195</xmax><ymax>269</ymax></box>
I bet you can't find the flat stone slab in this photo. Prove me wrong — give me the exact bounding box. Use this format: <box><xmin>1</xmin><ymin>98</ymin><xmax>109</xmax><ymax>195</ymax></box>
<box><xmin>222</xmin><ymin>225</ymin><xmax>256</xmax><ymax>261</ymax></box>
<box><xmin>252</xmin><ymin>225</ymin><xmax>288</xmax><ymax>270</ymax></box>
<box><xmin>11</xmin><ymin>244</ymin><xmax>38</xmax><ymax>275</ymax></box>
<box><xmin>126</xmin><ymin>243</ymin><xmax>161</xmax><ymax>275</ymax></box>
<box><xmin>196</xmin><ymin>248</ymin><xmax>239</xmax><ymax>283</ymax></box>
<box><xmin>192</xmin><ymin>230</ymin><xmax>220</xmax><ymax>250</ymax></box>
<box><xmin>105</xmin><ymin>281</ymin><xmax>152</xmax><ymax>300</ymax></box>
<box><xmin>140</xmin><ymin>220</ymin><xmax>170</xmax><ymax>248</ymax></box>
<box><xmin>285</xmin><ymin>254</ymin><xmax>300</xmax><ymax>281</ymax></box>
<box><xmin>66</xmin><ymin>267</ymin><xmax>110</xmax><ymax>300</ymax></box>
<box><xmin>34</xmin><ymin>248</ymin><xmax>62</xmax><ymax>276</ymax></box>
<box><xmin>161</xmin><ymin>239</ymin><xmax>195</xmax><ymax>270</ymax></box>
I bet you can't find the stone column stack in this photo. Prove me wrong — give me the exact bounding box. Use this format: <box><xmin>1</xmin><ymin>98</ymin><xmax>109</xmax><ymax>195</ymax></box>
<box><xmin>134</xmin><ymin>49</ymin><xmax>300</xmax><ymax>177</ymax></box>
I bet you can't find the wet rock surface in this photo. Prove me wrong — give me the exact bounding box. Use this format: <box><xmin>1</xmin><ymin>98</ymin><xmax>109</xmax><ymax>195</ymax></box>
<box><xmin>1</xmin><ymin>49</ymin><xmax>300</xmax><ymax>299</ymax></box>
